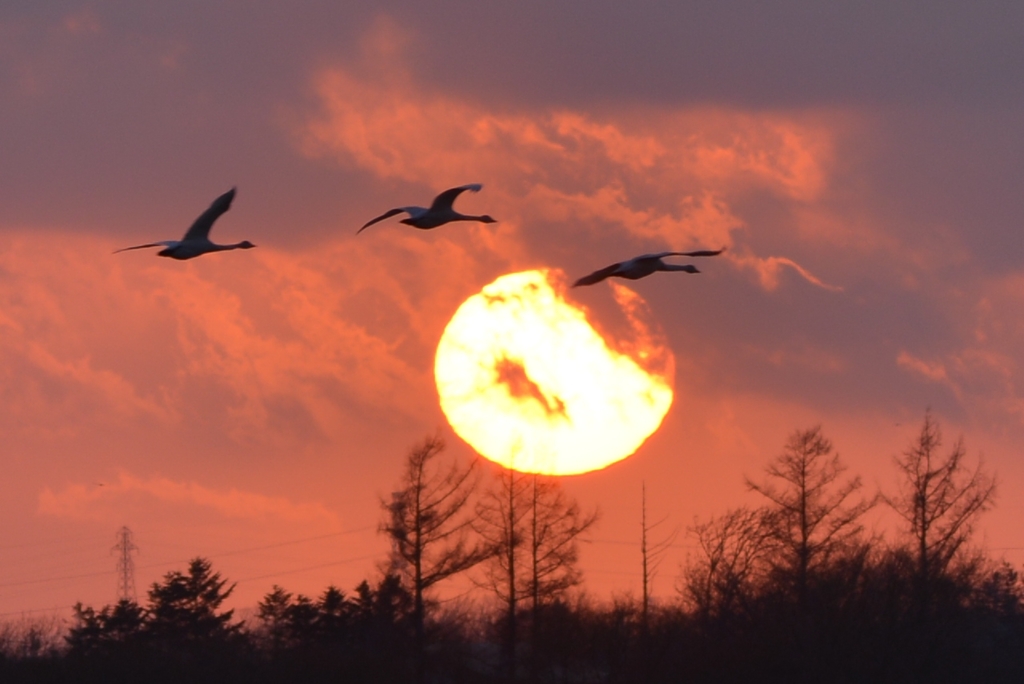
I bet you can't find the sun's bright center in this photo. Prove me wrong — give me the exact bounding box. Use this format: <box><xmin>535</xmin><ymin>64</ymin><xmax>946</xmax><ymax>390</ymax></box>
<box><xmin>434</xmin><ymin>270</ymin><xmax>674</xmax><ymax>476</ymax></box>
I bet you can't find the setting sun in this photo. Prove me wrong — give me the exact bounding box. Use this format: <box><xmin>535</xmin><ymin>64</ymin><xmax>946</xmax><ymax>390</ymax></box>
<box><xmin>434</xmin><ymin>270</ymin><xmax>674</xmax><ymax>475</ymax></box>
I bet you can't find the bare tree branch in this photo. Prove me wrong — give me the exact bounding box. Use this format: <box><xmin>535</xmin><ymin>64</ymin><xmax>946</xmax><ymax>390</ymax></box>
<box><xmin>380</xmin><ymin>434</ymin><xmax>488</xmax><ymax>683</ymax></box>
<box><xmin>745</xmin><ymin>425</ymin><xmax>874</xmax><ymax>605</ymax></box>
<box><xmin>882</xmin><ymin>410</ymin><xmax>996</xmax><ymax>603</ymax></box>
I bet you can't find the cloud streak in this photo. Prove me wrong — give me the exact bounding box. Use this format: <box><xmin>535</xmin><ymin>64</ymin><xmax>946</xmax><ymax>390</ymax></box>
<box><xmin>38</xmin><ymin>471</ymin><xmax>340</xmax><ymax>525</ymax></box>
<box><xmin>299</xmin><ymin>56</ymin><xmax>839</xmax><ymax>291</ymax></box>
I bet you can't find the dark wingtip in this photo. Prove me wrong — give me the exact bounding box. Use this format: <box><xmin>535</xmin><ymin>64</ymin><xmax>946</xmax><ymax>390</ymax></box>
<box><xmin>216</xmin><ymin>187</ymin><xmax>237</xmax><ymax>210</ymax></box>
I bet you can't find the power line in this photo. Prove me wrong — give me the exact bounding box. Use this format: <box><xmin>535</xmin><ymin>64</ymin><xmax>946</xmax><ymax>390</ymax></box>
<box><xmin>206</xmin><ymin>526</ymin><xmax>376</xmax><ymax>560</ymax></box>
<box><xmin>234</xmin><ymin>552</ymin><xmax>380</xmax><ymax>584</ymax></box>
<box><xmin>590</xmin><ymin>537</ymin><xmax>697</xmax><ymax>550</ymax></box>
<box><xmin>0</xmin><ymin>525</ymin><xmax>375</xmax><ymax>591</ymax></box>
<box><xmin>0</xmin><ymin>605</ymin><xmax>73</xmax><ymax>619</ymax></box>
<box><xmin>0</xmin><ymin>551</ymin><xmax>384</xmax><ymax>618</ymax></box>
<box><xmin>0</xmin><ymin>533</ymin><xmax>110</xmax><ymax>552</ymax></box>
<box><xmin>135</xmin><ymin>525</ymin><xmax>377</xmax><ymax>573</ymax></box>
<box><xmin>0</xmin><ymin>568</ymin><xmax>113</xmax><ymax>590</ymax></box>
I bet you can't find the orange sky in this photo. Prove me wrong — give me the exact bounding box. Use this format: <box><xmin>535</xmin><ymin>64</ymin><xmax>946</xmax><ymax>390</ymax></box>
<box><xmin>3</xmin><ymin>3</ymin><xmax>1024</xmax><ymax>619</ymax></box>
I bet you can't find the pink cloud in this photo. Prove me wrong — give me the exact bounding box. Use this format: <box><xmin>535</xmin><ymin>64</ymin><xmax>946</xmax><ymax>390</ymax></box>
<box><xmin>729</xmin><ymin>252</ymin><xmax>843</xmax><ymax>292</ymax></box>
<box><xmin>0</xmin><ymin>230</ymin><xmax>467</xmax><ymax>443</ymax></box>
<box><xmin>38</xmin><ymin>471</ymin><xmax>340</xmax><ymax>525</ymax></box>
<box><xmin>893</xmin><ymin>274</ymin><xmax>1024</xmax><ymax>427</ymax></box>
<box><xmin>897</xmin><ymin>351</ymin><xmax>950</xmax><ymax>384</ymax></box>
<box><xmin>524</xmin><ymin>185</ymin><xmax>739</xmax><ymax>251</ymax></box>
<box><xmin>300</xmin><ymin>66</ymin><xmax>834</xmax><ymax>204</ymax></box>
<box><xmin>61</xmin><ymin>11</ymin><xmax>101</xmax><ymax>36</ymax></box>
<box><xmin>297</xmin><ymin>58</ymin><xmax>839</xmax><ymax>292</ymax></box>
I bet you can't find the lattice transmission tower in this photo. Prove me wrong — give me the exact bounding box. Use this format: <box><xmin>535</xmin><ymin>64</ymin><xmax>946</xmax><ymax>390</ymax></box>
<box><xmin>111</xmin><ymin>525</ymin><xmax>139</xmax><ymax>602</ymax></box>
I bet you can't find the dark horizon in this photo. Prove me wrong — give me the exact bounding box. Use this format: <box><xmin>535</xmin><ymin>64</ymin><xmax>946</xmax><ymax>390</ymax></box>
<box><xmin>3</xmin><ymin>415</ymin><xmax>1021</xmax><ymax>682</ymax></box>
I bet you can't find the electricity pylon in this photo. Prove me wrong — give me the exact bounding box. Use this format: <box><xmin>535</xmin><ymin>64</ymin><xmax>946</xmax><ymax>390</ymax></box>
<box><xmin>111</xmin><ymin>526</ymin><xmax>139</xmax><ymax>602</ymax></box>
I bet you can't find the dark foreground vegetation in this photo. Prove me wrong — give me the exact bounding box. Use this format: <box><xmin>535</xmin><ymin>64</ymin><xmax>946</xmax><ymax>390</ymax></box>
<box><xmin>2</xmin><ymin>412</ymin><xmax>1023</xmax><ymax>683</ymax></box>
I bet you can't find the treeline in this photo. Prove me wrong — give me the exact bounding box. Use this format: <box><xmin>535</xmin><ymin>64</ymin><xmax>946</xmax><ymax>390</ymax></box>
<box><xmin>2</xmin><ymin>412</ymin><xmax>1024</xmax><ymax>683</ymax></box>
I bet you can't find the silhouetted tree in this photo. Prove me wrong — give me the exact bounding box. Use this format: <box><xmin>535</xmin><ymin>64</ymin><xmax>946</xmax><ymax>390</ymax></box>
<box><xmin>747</xmin><ymin>426</ymin><xmax>873</xmax><ymax>606</ymax></box>
<box><xmin>12</xmin><ymin>419</ymin><xmax>1024</xmax><ymax>684</ymax></box>
<box><xmin>350</xmin><ymin>573</ymin><xmax>414</xmax><ymax>663</ymax></box>
<box><xmin>1</xmin><ymin>616</ymin><xmax>64</xmax><ymax>666</ymax></box>
<box><xmin>257</xmin><ymin>586</ymin><xmax>309</xmax><ymax>650</ymax></box>
<box><xmin>640</xmin><ymin>482</ymin><xmax>677</xmax><ymax>630</ymax></box>
<box><xmin>884</xmin><ymin>410</ymin><xmax>996</xmax><ymax>612</ymax></box>
<box><xmin>475</xmin><ymin>466</ymin><xmax>597</xmax><ymax>680</ymax></box>
<box><xmin>681</xmin><ymin>506</ymin><xmax>776</xmax><ymax>623</ymax></box>
<box><xmin>475</xmin><ymin>465</ymin><xmax>531</xmax><ymax>679</ymax></box>
<box><xmin>256</xmin><ymin>586</ymin><xmax>291</xmax><ymax>639</ymax></box>
<box><xmin>146</xmin><ymin>557</ymin><xmax>240</xmax><ymax>647</ymax></box>
<box><xmin>66</xmin><ymin>599</ymin><xmax>146</xmax><ymax>658</ymax></box>
<box><xmin>257</xmin><ymin>584</ymin><xmax>355</xmax><ymax>653</ymax></box>
<box><xmin>313</xmin><ymin>586</ymin><xmax>353</xmax><ymax>643</ymax></box>
<box><xmin>973</xmin><ymin>561</ymin><xmax>1024</xmax><ymax>618</ymax></box>
<box><xmin>523</xmin><ymin>473</ymin><xmax>598</xmax><ymax>675</ymax></box>
<box><xmin>380</xmin><ymin>434</ymin><xmax>488</xmax><ymax>682</ymax></box>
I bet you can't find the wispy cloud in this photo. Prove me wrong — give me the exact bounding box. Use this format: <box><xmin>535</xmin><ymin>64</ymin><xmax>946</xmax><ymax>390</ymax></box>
<box><xmin>298</xmin><ymin>53</ymin><xmax>839</xmax><ymax>292</ymax></box>
<box><xmin>0</xmin><ymin>232</ymin><xmax>459</xmax><ymax>440</ymax></box>
<box><xmin>38</xmin><ymin>471</ymin><xmax>340</xmax><ymax>525</ymax></box>
<box><xmin>730</xmin><ymin>253</ymin><xmax>844</xmax><ymax>292</ymax></box>
<box><xmin>897</xmin><ymin>350</ymin><xmax>950</xmax><ymax>384</ymax></box>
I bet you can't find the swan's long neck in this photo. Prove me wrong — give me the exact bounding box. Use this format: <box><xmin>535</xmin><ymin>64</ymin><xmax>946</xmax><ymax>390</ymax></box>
<box><xmin>658</xmin><ymin>263</ymin><xmax>698</xmax><ymax>273</ymax></box>
<box><xmin>212</xmin><ymin>241</ymin><xmax>252</xmax><ymax>251</ymax></box>
<box><xmin>453</xmin><ymin>213</ymin><xmax>493</xmax><ymax>223</ymax></box>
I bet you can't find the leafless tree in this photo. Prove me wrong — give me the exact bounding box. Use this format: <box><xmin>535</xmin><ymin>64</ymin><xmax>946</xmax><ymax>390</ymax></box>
<box><xmin>1</xmin><ymin>615</ymin><xmax>65</xmax><ymax>660</ymax></box>
<box><xmin>525</xmin><ymin>475</ymin><xmax>598</xmax><ymax>629</ymax></box>
<box><xmin>746</xmin><ymin>426</ymin><xmax>874</xmax><ymax>605</ymax></box>
<box><xmin>680</xmin><ymin>506</ymin><xmax>776</xmax><ymax>621</ymax></box>
<box><xmin>474</xmin><ymin>464</ymin><xmax>531</xmax><ymax>679</ymax></box>
<box><xmin>380</xmin><ymin>434</ymin><xmax>489</xmax><ymax>682</ymax></box>
<box><xmin>475</xmin><ymin>465</ymin><xmax>597</xmax><ymax>679</ymax></box>
<box><xmin>883</xmin><ymin>410</ymin><xmax>996</xmax><ymax>606</ymax></box>
<box><xmin>641</xmin><ymin>482</ymin><xmax>678</xmax><ymax>629</ymax></box>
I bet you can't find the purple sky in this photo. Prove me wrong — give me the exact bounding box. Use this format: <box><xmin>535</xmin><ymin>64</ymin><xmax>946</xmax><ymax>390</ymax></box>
<box><xmin>1</xmin><ymin>1</ymin><xmax>1023</xmax><ymax>618</ymax></box>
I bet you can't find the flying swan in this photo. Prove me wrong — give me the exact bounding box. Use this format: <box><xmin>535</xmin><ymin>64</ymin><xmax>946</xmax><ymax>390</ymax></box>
<box><xmin>572</xmin><ymin>249</ymin><xmax>725</xmax><ymax>287</ymax></box>
<box><xmin>358</xmin><ymin>184</ymin><xmax>497</xmax><ymax>233</ymax></box>
<box><xmin>114</xmin><ymin>188</ymin><xmax>255</xmax><ymax>260</ymax></box>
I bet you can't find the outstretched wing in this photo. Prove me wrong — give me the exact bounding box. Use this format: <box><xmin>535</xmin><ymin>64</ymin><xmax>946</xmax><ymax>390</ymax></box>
<box><xmin>643</xmin><ymin>248</ymin><xmax>725</xmax><ymax>260</ymax></box>
<box><xmin>572</xmin><ymin>262</ymin><xmax>624</xmax><ymax>287</ymax></box>
<box><xmin>113</xmin><ymin>240</ymin><xmax>178</xmax><ymax>254</ymax></box>
<box><xmin>674</xmin><ymin>247</ymin><xmax>725</xmax><ymax>257</ymax></box>
<box><xmin>183</xmin><ymin>188</ymin><xmax>236</xmax><ymax>241</ymax></box>
<box><xmin>357</xmin><ymin>208</ymin><xmax>406</xmax><ymax>233</ymax></box>
<box><xmin>429</xmin><ymin>183</ymin><xmax>483</xmax><ymax>212</ymax></box>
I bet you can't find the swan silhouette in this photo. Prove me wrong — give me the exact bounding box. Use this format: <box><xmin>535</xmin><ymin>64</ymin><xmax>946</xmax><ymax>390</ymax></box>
<box><xmin>572</xmin><ymin>249</ymin><xmax>725</xmax><ymax>287</ymax></box>
<box><xmin>114</xmin><ymin>188</ymin><xmax>255</xmax><ymax>260</ymax></box>
<box><xmin>358</xmin><ymin>184</ymin><xmax>497</xmax><ymax>233</ymax></box>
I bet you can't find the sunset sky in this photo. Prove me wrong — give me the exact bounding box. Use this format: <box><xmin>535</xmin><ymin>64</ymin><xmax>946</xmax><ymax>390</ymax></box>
<box><xmin>3</xmin><ymin>1</ymin><xmax>1024</xmax><ymax>619</ymax></box>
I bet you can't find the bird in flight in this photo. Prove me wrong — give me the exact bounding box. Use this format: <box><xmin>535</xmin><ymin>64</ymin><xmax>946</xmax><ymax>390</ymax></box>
<box><xmin>114</xmin><ymin>188</ymin><xmax>255</xmax><ymax>260</ymax></box>
<box><xmin>572</xmin><ymin>249</ymin><xmax>725</xmax><ymax>287</ymax></box>
<box><xmin>357</xmin><ymin>183</ymin><xmax>497</xmax><ymax>233</ymax></box>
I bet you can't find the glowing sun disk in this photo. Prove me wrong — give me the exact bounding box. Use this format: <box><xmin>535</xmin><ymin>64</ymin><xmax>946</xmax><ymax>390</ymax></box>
<box><xmin>434</xmin><ymin>270</ymin><xmax>673</xmax><ymax>475</ymax></box>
